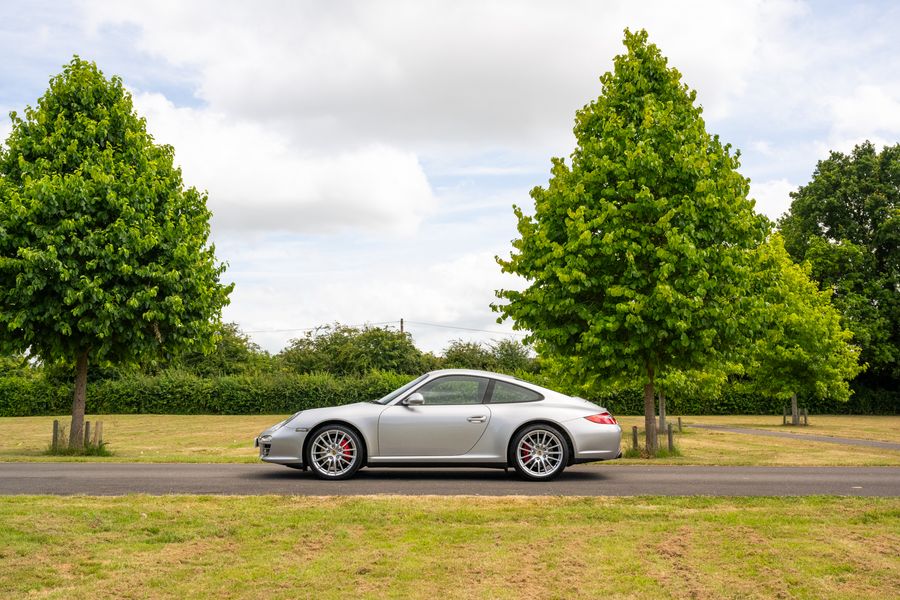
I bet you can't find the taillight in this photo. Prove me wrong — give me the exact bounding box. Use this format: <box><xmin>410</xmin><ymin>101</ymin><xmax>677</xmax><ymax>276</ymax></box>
<box><xmin>585</xmin><ymin>412</ymin><xmax>617</xmax><ymax>425</ymax></box>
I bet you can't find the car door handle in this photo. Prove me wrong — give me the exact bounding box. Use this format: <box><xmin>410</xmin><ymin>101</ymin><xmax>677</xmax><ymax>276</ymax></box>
<box><xmin>467</xmin><ymin>416</ymin><xmax>486</xmax><ymax>423</ymax></box>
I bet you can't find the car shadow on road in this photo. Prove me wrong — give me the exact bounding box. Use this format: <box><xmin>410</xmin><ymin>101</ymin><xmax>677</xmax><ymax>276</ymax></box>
<box><xmin>244</xmin><ymin>466</ymin><xmax>606</xmax><ymax>482</ymax></box>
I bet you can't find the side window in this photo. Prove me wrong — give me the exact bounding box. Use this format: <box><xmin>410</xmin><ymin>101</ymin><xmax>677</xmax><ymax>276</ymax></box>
<box><xmin>488</xmin><ymin>381</ymin><xmax>543</xmax><ymax>404</ymax></box>
<box><xmin>415</xmin><ymin>376</ymin><xmax>488</xmax><ymax>405</ymax></box>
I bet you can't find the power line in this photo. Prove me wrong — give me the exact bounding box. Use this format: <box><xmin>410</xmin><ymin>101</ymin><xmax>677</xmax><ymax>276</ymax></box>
<box><xmin>244</xmin><ymin>320</ymin><xmax>398</xmax><ymax>334</ymax></box>
<box><xmin>243</xmin><ymin>319</ymin><xmax>529</xmax><ymax>338</ymax></box>
<box><xmin>403</xmin><ymin>320</ymin><xmax>529</xmax><ymax>337</ymax></box>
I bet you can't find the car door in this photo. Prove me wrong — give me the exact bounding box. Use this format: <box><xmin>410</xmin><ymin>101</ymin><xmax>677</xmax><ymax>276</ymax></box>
<box><xmin>377</xmin><ymin>375</ymin><xmax>491</xmax><ymax>456</ymax></box>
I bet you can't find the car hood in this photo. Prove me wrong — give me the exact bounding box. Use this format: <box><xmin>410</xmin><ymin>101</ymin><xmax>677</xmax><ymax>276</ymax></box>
<box><xmin>288</xmin><ymin>401</ymin><xmax>384</xmax><ymax>427</ymax></box>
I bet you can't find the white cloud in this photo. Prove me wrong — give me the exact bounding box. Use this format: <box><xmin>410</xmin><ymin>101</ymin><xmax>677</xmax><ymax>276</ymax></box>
<box><xmin>220</xmin><ymin>236</ymin><xmax>526</xmax><ymax>354</ymax></box>
<box><xmin>750</xmin><ymin>178</ymin><xmax>796</xmax><ymax>222</ymax></box>
<box><xmin>0</xmin><ymin>114</ymin><xmax>10</xmax><ymax>145</ymax></box>
<box><xmin>83</xmin><ymin>0</ymin><xmax>804</xmax><ymax>153</ymax></box>
<box><xmin>132</xmin><ymin>92</ymin><xmax>437</xmax><ymax>233</ymax></box>
<box><xmin>827</xmin><ymin>84</ymin><xmax>900</xmax><ymax>140</ymax></box>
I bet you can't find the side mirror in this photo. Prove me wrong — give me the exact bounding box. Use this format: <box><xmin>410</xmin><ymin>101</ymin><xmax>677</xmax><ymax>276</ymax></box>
<box><xmin>404</xmin><ymin>392</ymin><xmax>425</xmax><ymax>406</ymax></box>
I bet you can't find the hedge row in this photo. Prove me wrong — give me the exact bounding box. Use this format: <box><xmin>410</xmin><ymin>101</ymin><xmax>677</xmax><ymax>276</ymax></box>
<box><xmin>0</xmin><ymin>371</ymin><xmax>896</xmax><ymax>416</ymax></box>
<box><xmin>587</xmin><ymin>385</ymin><xmax>898</xmax><ymax>416</ymax></box>
<box><xmin>0</xmin><ymin>371</ymin><xmax>412</xmax><ymax>416</ymax></box>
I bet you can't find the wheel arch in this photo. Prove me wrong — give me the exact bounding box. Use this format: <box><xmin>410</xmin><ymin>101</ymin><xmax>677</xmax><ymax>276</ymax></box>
<box><xmin>507</xmin><ymin>420</ymin><xmax>576</xmax><ymax>466</ymax></box>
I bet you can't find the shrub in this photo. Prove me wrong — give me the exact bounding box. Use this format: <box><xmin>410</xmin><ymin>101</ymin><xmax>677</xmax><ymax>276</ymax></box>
<box><xmin>0</xmin><ymin>370</ymin><xmax>894</xmax><ymax>417</ymax></box>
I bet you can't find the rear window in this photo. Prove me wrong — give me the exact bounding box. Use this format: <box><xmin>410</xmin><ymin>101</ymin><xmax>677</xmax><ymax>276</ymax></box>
<box><xmin>488</xmin><ymin>381</ymin><xmax>543</xmax><ymax>403</ymax></box>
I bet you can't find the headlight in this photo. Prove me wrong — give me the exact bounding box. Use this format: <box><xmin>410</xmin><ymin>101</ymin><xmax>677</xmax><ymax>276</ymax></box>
<box><xmin>260</xmin><ymin>434</ymin><xmax>273</xmax><ymax>442</ymax></box>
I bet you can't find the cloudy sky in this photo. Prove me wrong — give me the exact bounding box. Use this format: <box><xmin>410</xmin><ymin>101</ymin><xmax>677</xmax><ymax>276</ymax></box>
<box><xmin>2</xmin><ymin>0</ymin><xmax>899</xmax><ymax>353</ymax></box>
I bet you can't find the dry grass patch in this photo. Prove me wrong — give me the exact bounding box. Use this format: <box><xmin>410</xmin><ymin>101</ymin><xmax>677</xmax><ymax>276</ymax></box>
<box><xmin>683</xmin><ymin>414</ymin><xmax>900</xmax><ymax>443</ymax></box>
<box><xmin>0</xmin><ymin>495</ymin><xmax>897</xmax><ymax>599</ymax></box>
<box><xmin>1</xmin><ymin>414</ymin><xmax>899</xmax><ymax>467</ymax></box>
<box><xmin>612</xmin><ymin>415</ymin><xmax>900</xmax><ymax>466</ymax></box>
<box><xmin>0</xmin><ymin>414</ymin><xmax>283</xmax><ymax>463</ymax></box>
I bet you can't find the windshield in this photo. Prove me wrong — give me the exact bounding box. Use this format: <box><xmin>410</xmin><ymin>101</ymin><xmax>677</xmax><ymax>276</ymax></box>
<box><xmin>372</xmin><ymin>374</ymin><xmax>429</xmax><ymax>405</ymax></box>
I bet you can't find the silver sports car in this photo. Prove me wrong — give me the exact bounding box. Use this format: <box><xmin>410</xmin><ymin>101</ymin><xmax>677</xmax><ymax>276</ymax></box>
<box><xmin>255</xmin><ymin>369</ymin><xmax>622</xmax><ymax>480</ymax></box>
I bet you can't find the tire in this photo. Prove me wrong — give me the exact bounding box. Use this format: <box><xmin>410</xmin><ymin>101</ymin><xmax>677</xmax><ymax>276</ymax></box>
<box><xmin>305</xmin><ymin>425</ymin><xmax>364</xmax><ymax>480</ymax></box>
<box><xmin>510</xmin><ymin>424</ymin><xmax>569</xmax><ymax>481</ymax></box>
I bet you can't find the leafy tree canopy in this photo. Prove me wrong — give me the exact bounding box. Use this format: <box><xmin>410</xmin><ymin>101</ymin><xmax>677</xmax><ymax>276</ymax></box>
<box><xmin>494</xmin><ymin>30</ymin><xmax>768</xmax><ymax>448</ymax></box>
<box><xmin>0</xmin><ymin>57</ymin><xmax>231</xmax><ymax>445</ymax></box>
<box><xmin>278</xmin><ymin>324</ymin><xmax>437</xmax><ymax>376</ymax></box>
<box><xmin>0</xmin><ymin>56</ymin><xmax>231</xmax><ymax>363</ymax></box>
<box><xmin>175</xmin><ymin>322</ymin><xmax>271</xmax><ymax>377</ymax></box>
<box><xmin>779</xmin><ymin>141</ymin><xmax>899</xmax><ymax>382</ymax></box>
<box><xmin>746</xmin><ymin>235</ymin><xmax>863</xmax><ymax>405</ymax></box>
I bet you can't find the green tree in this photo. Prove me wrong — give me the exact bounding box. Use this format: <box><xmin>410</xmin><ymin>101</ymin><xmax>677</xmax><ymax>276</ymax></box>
<box><xmin>278</xmin><ymin>324</ymin><xmax>428</xmax><ymax>375</ymax></box>
<box><xmin>779</xmin><ymin>142</ymin><xmax>899</xmax><ymax>385</ymax></box>
<box><xmin>490</xmin><ymin>338</ymin><xmax>536</xmax><ymax>374</ymax></box>
<box><xmin>442</xmin><ymin>339</ymin><xmax>496</xmax><ymax>371</ymax></box>
<box><xmin>494</xmin><ymin>30</ymin><xmax>767</xmax><ymax>452</ymax></box>
<box><xmin>176</xmin><ymin>322</ymin><xmax>272</xmax><ymax>377</ymax></box>
<box><xmin>747</xmin><ymin>235</ymin><xmax>863</xmax><ymax>423</ymax></box>
<box><xmin>0</xmin><ymin>57</ymin><xmax>232</xmax><ymax>448</ymax></box>
<box><xmin>0</xmin><ymin>353</ymin><xmax>37</xmax><ymax>378</ymax></box>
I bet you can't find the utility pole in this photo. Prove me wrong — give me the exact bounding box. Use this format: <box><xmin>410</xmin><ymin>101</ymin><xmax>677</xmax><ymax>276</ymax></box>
<box><xmin>400</xmin><ymin>318</ymin><xmax>404</xmax><ymax>333</ymax></box>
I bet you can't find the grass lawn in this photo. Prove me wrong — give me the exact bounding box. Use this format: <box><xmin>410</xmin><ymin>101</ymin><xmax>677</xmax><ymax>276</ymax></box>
<box><xmin>0</xmin><ymin>495</ymin><xmax>896</xmax><ymax>599</ymax></box>
<box><xmin>682</xmin><ymin>414</ymin><xmax>900</xmax><ymax>443</ymax></box>
<box><xmin>0</xmin><ymin>414</ymin><xmax>898</xmax><ymax>466</ymax></box>
<box><xmin>613</xmin><ymin>415</ymin><xmax>900</xmax><ymax>467</ymax></box>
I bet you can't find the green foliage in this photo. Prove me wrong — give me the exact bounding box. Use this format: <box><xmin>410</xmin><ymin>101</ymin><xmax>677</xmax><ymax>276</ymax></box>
<box><xmin>0</xmin><ymin>56</ymin><xmax>232</xmax><ymax>367</ymax></box>
<box><xmin>490</xmin><ymin>338</ymin><xmax>537</xmax><ymax>373</ymax></box>
<box><xmin>441</xmin><ymin>339</ymin><xmax>496</xmax><ymax>370</ymax></box>
<box><xmin>440</xmin><ymin>338</ymin><xmax>536</xmax><ymax>374</ymax></box>
<box><xmin>495</xmin><ymin>30</ymin><xmax>767</xmax><ymax>395</ymax></box>
<box><xmin>278</xmin><ymin>324</ymin><xmax>435</xmax><ymax>376</ymax></box>
<box><xmin>779</xmin><ymin>141</ymin><xmax>899</xmax><ymax>383</ymax></box>
<box><xmin>745</xmin><ymin>235</ymin><xmax>863</xmax><ymax>401</ymax></box>
<box><xmin>2</xmin><ymin>371</ymin><xmax>893</xmax><ymax>417</ymax></box>
<box><xmin>175</xmin><ymin>322</ymin><xmax>272</xmax><ymax>377</ymax></box>
<box><xmin>0</xmin><ymin>353</ymin><xmax>37</xmax><ymax>379</ymax></box>
<box><xmin>0</xmin><ymin>371</ymin><xmax>413</xmax><ymax>416</ymax></box>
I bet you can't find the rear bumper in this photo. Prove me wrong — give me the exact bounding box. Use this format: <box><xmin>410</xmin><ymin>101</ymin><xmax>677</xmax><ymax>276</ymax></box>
<box><xmin>564</xmin><ymin>418</ymin><xmax>622</xmax><ymax>462</ymax></box>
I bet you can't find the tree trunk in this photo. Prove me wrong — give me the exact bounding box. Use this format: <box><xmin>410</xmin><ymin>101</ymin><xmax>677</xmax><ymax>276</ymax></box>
<box><xmin>644</xmin><ymin>368</ymin><xmax>657</xmax><ymax>454</ymax></box>
<box><xmin>791</xmin><ymin>392</ymin><xmax>799</xmax><ymax>427</ymax></box>
<box><xmin>657</xmin><ymin>390</ymin><xmax>666</xmax><ymax>433</ymax></box>
<box><xmin>69</xmin><ymin>350</ymin><xmax>89</xmax><ymax>450</ymax></box>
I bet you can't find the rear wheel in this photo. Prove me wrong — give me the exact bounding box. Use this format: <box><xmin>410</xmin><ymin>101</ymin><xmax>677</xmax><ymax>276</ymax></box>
<box><xmin>306</xmin><ymin>425</ymin><xmax>364</xmax><ymax>480</ymax></box>
<box><xmin>510</xmin><ymin>424</ymin><xmax>568</xmax><ymax>481</ymax></box>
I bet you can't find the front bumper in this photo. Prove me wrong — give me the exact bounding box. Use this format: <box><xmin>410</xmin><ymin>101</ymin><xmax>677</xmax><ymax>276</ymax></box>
<box><xmin>254</xmin><ymin>428</ymin><xmax>306</xmax><ymax>466</ymax></box>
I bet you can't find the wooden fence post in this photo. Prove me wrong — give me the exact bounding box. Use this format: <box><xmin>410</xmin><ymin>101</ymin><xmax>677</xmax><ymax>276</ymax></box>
<box><xmin>802</xmin><ymin>408</ymin><xmax>808</xmax><ymax>426</ymax></box>
<box><xmin>52</xmin><ymin>420</ymin><xmax>59</xmax><ymax>452</ymax></box>
<box><xmin>667</xmin><ymin>423</ymin><xmax>674</xmax><ymax>452</ymax></box>
<box><xmin>84</xmin><ymin>421</ymin><xmax>91</xmax><ymax>448</ymax></box>
<box><xmin>632</xmin><ymin>426</ymin><xmax>639</xmax><ymax>450</ymax></box>
<box><xmin>92</xmin><ymin>421</ymin><xmax>100</xmax><ymax>445</ymax></box>
<box><xmin>782</xmin><ymin>405</ymin><xmax>787</xmax><ymax>425</ymax></box>
<box><xmin>677</xmin><ymin>417</ymin><xmax>682</xmax><ymax>433</ymax></box>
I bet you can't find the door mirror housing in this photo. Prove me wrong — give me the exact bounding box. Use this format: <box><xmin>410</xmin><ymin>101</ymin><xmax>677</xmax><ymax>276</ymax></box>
<box><xmin>404</xmin><ymin>392</ymin><xmax>425</xmax><ymax>406</ymax></box>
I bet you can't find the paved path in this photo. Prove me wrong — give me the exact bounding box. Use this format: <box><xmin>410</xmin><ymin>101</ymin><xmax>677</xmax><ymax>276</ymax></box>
<box><xmin>690</xmin><ymin>424</ymin><xmax>900</xmax><ymax>451</ymax></box>
<box><xmin>1</xmin><ymin>463</ymin><xmax>898</xmax><ymax>496</ymax></box>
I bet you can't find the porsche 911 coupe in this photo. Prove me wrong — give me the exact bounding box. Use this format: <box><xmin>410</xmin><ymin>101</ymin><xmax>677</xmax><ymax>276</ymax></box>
<box><xmin>255</xmin><ymin>369</ymin><xmax>622</xmax><ymax>480</ymax></box>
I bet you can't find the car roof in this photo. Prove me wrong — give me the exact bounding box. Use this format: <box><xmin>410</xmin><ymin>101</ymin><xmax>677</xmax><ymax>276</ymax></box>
<box><xmin>425</xmin><ymin>368</ymin><xmax>533</xmax><ymax>385</ymax></box>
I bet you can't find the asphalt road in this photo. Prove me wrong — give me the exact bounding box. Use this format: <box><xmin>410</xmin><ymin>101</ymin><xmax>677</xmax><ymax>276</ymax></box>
<box><xmin>1</xmin><ymin>463</ymin><xmax>898</xmax><ymax>496</ymax></box>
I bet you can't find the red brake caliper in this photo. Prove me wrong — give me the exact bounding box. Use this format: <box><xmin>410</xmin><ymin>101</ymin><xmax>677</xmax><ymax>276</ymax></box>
<box><xmin>520</xmin><ymin>443</ymin><xmax>531</xmax><ymax>461</ymax></box>
<box><xmin>340</xmin><ymin>439</ymin><xmax>352</xmax><ymax>458</ymax></box>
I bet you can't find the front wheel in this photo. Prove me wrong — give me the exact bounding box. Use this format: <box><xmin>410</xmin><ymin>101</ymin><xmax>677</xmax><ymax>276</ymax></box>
<box><xmin>510</xmin><ymin>424</ymin><xmax>569</xmax><ymax>481</ymax></box>
<box><xmin>306</xmin><ymin>425</ymin><xmax>364</xmax><ymax>480</ymax></box>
